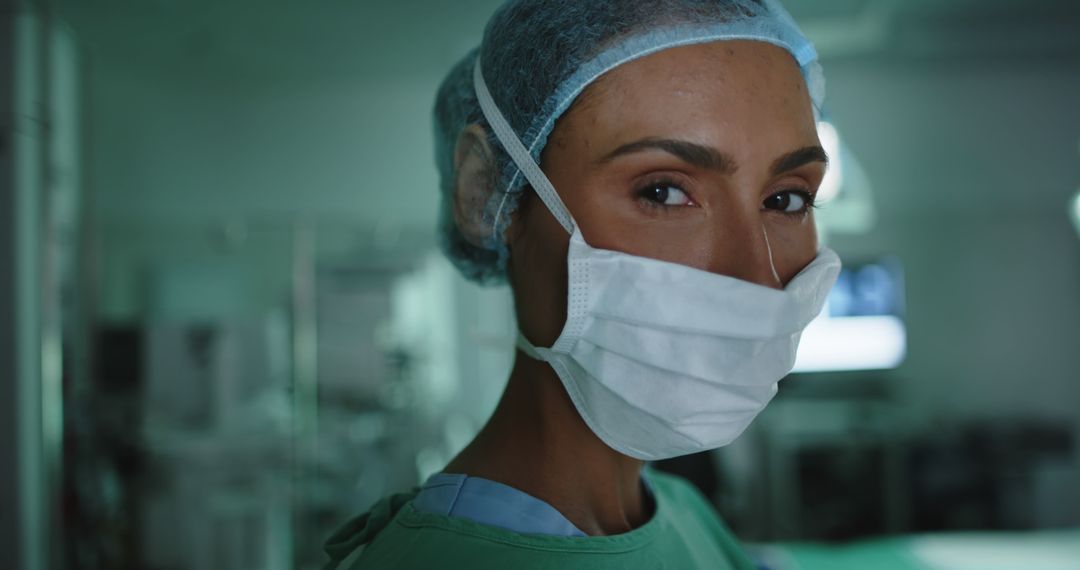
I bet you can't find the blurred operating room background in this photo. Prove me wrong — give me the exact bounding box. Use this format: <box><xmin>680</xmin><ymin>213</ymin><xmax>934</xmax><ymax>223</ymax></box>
<box><xmin>2</xmin><ymin>0</ymin><xmax>1079</xmax><ymax>568</ymax></box>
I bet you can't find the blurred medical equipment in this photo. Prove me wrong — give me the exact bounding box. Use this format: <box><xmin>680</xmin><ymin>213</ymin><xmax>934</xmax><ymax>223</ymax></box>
<box><xmin>71</xmin><ymin>224</ymin><xmax>460</xmax><ymax>569</ymax></box>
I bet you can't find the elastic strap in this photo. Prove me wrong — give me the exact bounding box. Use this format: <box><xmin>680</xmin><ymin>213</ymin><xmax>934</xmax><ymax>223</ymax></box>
<box><xmin>515</xmin><ymin>331</ymin><xmax>548</xmax><ymax>362</ymax></box>
<box><xmin>472</xmin><ymin>57</ymin><xmax>576</xmax><ymax>235</ymax></box>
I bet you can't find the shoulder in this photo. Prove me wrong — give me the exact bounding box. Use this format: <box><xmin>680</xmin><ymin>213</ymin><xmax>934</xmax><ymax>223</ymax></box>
<box><xmin>329</xmin><ymin>502</ymin><xmax>464</xmax><ymax>570</ymax></box>
<box><xmin>341</xmin><ymin>503</ymin><xmax>586</xmax><ymax>570</ymax></box>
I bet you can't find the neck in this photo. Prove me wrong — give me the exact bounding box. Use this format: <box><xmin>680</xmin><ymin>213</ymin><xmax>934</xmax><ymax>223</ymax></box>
<box><xmin>444</xmin><ymin>352</ymin><xmax>649</xmax><ymax>536</ymax></box>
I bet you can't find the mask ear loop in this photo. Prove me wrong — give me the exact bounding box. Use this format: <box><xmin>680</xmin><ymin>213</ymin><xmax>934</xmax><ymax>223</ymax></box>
<box><xmin>473</xmin><ymin>57</ymin><xmax>577</xmax><ymax>237</ymax></box>
<box><xmin>475</xmin><ymin>58</ymin><xmax>583</xmax><ymax>359</ymax></box>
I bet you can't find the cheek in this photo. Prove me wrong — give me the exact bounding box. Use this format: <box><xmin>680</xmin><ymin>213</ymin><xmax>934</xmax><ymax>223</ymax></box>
<box><xmin>508</xmin><ymin>198</ymin><xmax>573</xmax><ymax>345</ymax></box>
<box><xmin>617</xmin><ymin>225</ymin><xmax>712</xmax><ymax>267</ymax></box>
<box><xmin>768</xmin><ymin>219</ymin><xmax>819</xmax><ymax>284</ymax></box>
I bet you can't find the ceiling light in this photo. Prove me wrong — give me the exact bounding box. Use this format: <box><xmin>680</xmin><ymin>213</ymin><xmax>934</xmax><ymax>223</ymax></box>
<box><xmin>817</xmin><ymin>120</ymin><xmax>843</xmax><ymax>203</ymax></box>
<box><xmin>1070</xmin><ymin>190</ymin><xmax>1080</xmax><ymax>240</ymax></box>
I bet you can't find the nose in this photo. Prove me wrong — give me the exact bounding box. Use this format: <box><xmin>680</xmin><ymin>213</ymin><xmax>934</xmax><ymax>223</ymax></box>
<box><xmin>705</xmin><ymin>211</ymin><xmax>784</xmax><ymax>290</ymax></box>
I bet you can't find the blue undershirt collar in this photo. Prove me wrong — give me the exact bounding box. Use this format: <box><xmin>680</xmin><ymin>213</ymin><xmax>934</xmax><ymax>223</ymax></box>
<box><xmin>411</xmin><ymin>472</ymin><xmax>657</xmax><ymax>538</ymax></box>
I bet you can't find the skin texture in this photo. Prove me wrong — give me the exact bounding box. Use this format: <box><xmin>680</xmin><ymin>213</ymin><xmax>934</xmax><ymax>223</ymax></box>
<box><xmin>446</xmin><ymin>40</ymin><xmax>825</xmax><ymax>536</ymax></box>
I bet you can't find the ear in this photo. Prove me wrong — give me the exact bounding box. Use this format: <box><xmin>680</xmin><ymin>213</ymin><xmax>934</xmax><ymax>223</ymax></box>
<box><xmin>452</xmin><ymin>124</ymin><xmax>497</xmax><ymax>248</ymax></box>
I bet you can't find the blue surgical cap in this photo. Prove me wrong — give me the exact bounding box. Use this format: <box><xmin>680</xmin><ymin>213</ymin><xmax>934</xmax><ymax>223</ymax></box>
<box><xmin>433</xmin><ymin>0</ymin><xmax>824</xmax><ymax>284</ymax></box>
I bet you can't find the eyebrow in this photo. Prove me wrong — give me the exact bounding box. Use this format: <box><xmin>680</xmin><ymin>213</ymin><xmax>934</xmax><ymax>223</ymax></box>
<box><xmin>600</xmin><ymin>137</ymin><xmax>737</xmax><ymax>174</ymax></box>
<box><xmin>770</xmin><ymin>145</ymin><xmax>829</xmax><ymax>177</ymax></box>
<box><xmin>598</xmin><ymin>137</ymin><xmax>828</xmax><ymax>176</ymax></box>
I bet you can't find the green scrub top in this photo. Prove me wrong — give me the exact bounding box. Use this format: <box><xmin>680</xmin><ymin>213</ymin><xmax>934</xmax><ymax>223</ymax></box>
<box><xmin>323</xmin><ymin>469</ymin><xmax>757</xmax><ymax>570</ymax></box>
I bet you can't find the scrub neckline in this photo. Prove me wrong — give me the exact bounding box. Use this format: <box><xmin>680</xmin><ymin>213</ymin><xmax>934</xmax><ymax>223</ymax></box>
<box><xmin>393</xmin><ymin>469</ymin><xmax>669</xmax><ymax>553</ymax></box>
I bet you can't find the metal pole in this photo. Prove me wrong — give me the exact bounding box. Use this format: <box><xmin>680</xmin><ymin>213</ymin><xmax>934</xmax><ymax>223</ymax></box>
<box><xmin>291</xmin><ymin>221</ymin><xmax>318</xmax><ymax>566</ymax></box>
<box><xmin>1</xmin><ymin>2</ymin><xmax>46</xmax><ymax>569</ymax></box>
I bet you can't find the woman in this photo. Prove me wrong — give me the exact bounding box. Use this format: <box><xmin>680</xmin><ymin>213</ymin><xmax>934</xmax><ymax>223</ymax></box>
<box><xmin>325</xmin><ymin>0</ymin><xmax>841</xmax><ymax>567</ymax></box>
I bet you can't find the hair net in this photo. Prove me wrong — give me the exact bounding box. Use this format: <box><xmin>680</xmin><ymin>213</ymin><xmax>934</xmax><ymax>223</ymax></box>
<box><xmin>433</xmin><ymin>0</ymin><xmax>824</xmax><ymax>284</ymax></box>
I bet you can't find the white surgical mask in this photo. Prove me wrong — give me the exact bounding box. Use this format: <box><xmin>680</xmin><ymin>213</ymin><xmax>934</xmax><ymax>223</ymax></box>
<box><xmin>474</xmin><ymin>60</ymin><xmax>842</xmax><ymax>461</ymax></box>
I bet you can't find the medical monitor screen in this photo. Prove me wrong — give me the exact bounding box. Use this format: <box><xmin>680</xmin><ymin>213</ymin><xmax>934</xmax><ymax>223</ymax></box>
<box><xmin>793</xmin><ymin>256</ymin><xmax>906</xmax><ymax>373</ymax></box>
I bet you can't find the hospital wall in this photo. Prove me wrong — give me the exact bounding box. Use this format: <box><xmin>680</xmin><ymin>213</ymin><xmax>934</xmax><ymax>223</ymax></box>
<box><xmin>825</xmin><ymin>57</ymin><xmax>1080</xmax><ymax>420</ymax></box>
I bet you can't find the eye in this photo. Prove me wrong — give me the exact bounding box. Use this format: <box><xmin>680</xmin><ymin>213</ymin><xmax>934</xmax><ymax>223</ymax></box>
<box><xmin>763</xmin><ymin>190</ymin><xmax>814</xmax><ymax>214</ymax></box>
<box><xmin>639</xmin><ymin>183</ymin><xmax>694</xmax><ymax>207</ymax></box>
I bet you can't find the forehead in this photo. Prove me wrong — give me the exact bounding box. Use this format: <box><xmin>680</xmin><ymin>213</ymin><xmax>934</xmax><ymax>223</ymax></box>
<box><xmin>553</xmin><ymin>40</ymin><xmax>817</xmax><ymax>153</ymax></box>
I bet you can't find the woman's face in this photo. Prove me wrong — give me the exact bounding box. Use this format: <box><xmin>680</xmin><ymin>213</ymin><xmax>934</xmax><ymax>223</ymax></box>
<box><xmin>509</xmin><ymin>40</ymin><xmax>825</xmax><ymax>346</ymax></box>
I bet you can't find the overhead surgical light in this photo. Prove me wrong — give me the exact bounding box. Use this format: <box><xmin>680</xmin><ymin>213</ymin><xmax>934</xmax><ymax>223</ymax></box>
<box><xmin>1070</xmin><ymin>190</ymin><xmax>1080</xmax><ymax>241</ymax></box>
<box><xmin>816</xmin><ymin>120</ymin><xmax>843</xmax><ymax>203</ymax></box>
<box><xmin>813</xmin><ymin>118</ymin><xmax>876</xmax><ymax>235</ymax></box>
